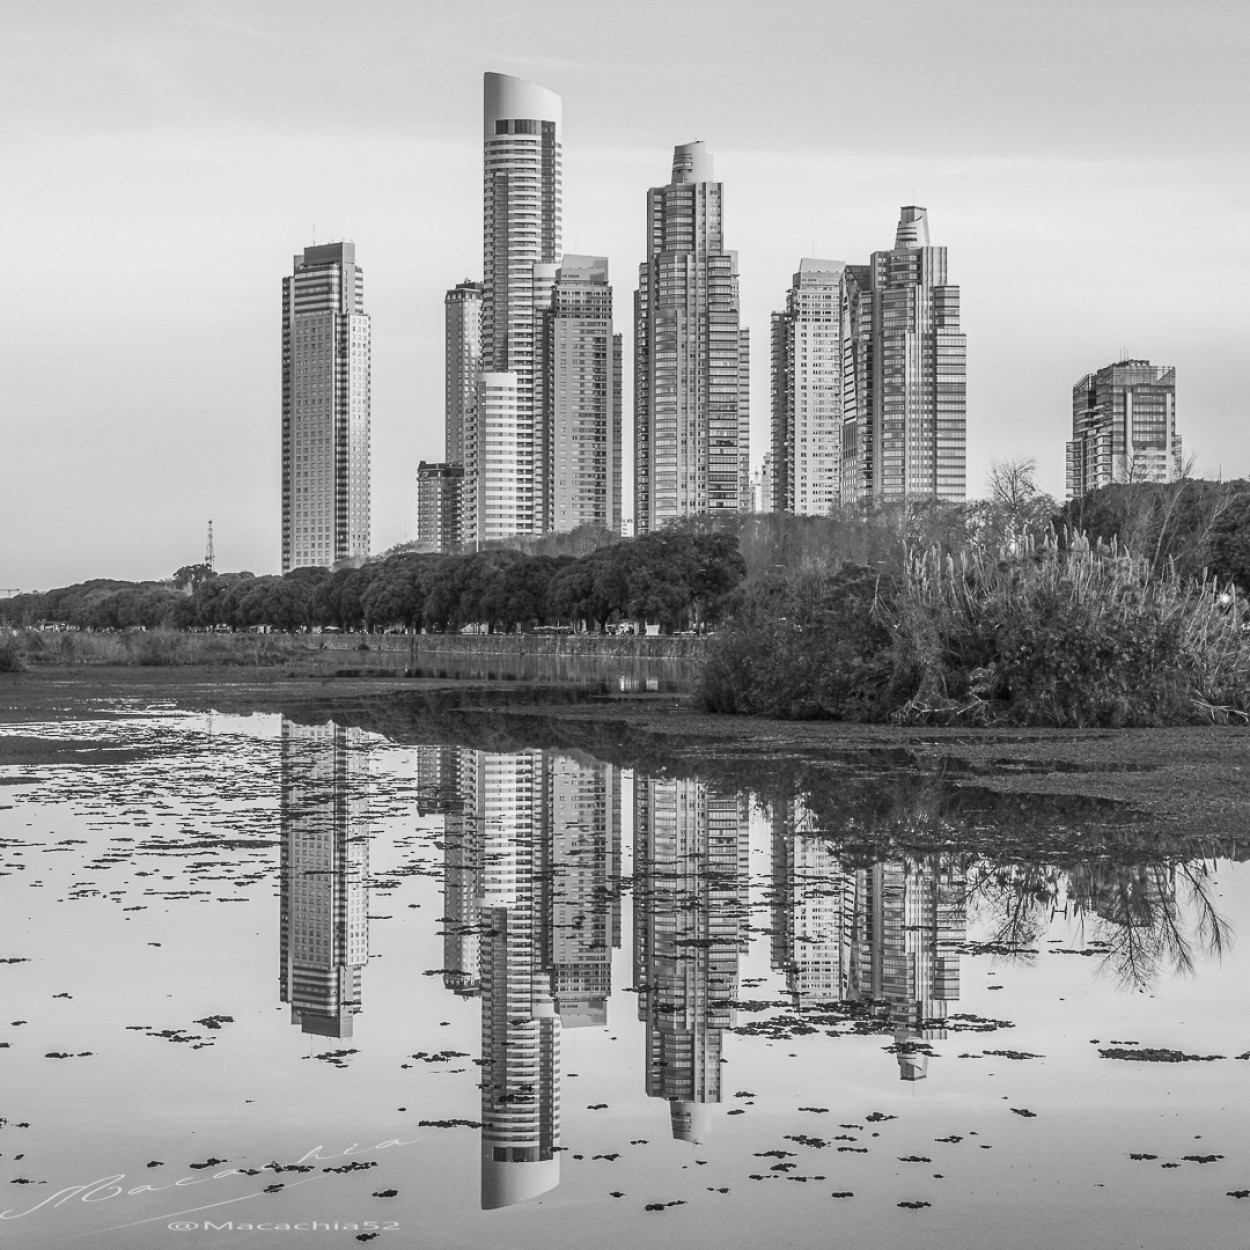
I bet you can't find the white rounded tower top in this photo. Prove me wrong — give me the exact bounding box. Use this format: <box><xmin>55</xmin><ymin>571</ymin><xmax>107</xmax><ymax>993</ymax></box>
<box><xmin>894</xmin><ymin>205</ymin><xmax>930</xmax><ymax>249</ymax></box>
<box><xmin>484</xmin><ymin>72</ymin><xmax>562</xmax><ymax>136</ymax></box>
<box><xmin>671</xmin><ymin>140</ymin><xmax>713</xmax><ymax>184</ymax></box>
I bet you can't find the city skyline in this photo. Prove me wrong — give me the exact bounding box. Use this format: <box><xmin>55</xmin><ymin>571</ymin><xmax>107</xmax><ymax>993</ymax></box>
<box><xmin>3</xmin><ymin>1</ymin><xmax>1247</xmax><ymax>588</ymax></box>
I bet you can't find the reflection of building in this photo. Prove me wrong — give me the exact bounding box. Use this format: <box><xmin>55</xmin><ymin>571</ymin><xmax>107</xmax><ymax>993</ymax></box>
<box><xmin>429</xmin><ymin>746</ymin><xmax>620</xmax><ymax>1209</ymax></box>
<box><xmin>770</xmin><ymin>802</ymin><xmax>966</xmax><ymax>1081</ymax></box>
<box><xmin>281</xmin><ymin>242</ymin><xmax>371</xmax><ymax>572</ymax></box>
<box><xmin>634</xmin><ymin>777</ymin><xmax>749</xmax><ymax>1142</ymax></box>
<box><xmin>770</xmin><ymin>801</ymin><xmax>855</xmax><ymax>1003</ymax></box>
<box><xmin>542</xmin><ymin>753</ymin><xmax>621</xmax><ymax>1028</ymax></box>
<box><xmin>474</xmin><ymin>750</ymin><xmax>560</xmax><ymax>1209</ymax></box>
<box><xmin>417</xmin><ymin>746</ymin><xmax>479</xmax><ymax>998</ymax></box>
<box><xmin>1067</xmin><ymin>360</ymin><xmax>1181</xmax><ymax>499</ymax></box>
<box><xmin>853</xmin><ymin>860</ymin><xmax>964</xmax><ymax>1080</ymax></box>
<box><xmin>279</xmin><ymin>721</ymin><xmax>369</xmax><ymax>1037</ymax></box>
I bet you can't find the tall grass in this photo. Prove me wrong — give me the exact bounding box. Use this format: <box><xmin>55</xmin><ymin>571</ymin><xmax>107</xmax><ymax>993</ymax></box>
<box><xmin>699</xmin><ymin>533</ymin><xmax>1250</xmax><ymax>726</ymax></box>
<box><xmin>9</xmin><ymin>629</ymin><xmax>311</xmax><ymax>668</ymax></box>
<box><xmin>887</xmin><ymin>532</ymin><xmax>1249</xmax><ymax>726</ymax></box>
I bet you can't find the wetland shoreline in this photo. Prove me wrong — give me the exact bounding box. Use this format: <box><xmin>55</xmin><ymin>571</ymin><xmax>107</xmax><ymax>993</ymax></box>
<box><xmin>1</xmin><ymin>664</ymin><xmax>1247</xmax><ymax>842</ymax></box>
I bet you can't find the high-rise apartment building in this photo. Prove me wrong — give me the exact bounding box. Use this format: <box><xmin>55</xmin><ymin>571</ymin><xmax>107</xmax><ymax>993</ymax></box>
<box><xmin>445</xmin><ymin>280</ymin><xmax>482</xmax><ymax>466</ymax></box>
<box><xmin>635</xmin><ymin>142</ymin><xmax>749</xmax><ymax>533</ymax></box>
<box><xmin>540</xmin><ymin>255</ymin><xmax>622</xmax><ymax>534</ymax></box>
<box><xmin>415</xmin><ymin>461</ymin><xmax>464</xmax><ymax>553</ymax></box>
<box><xmin>476</xmin><ymin>73</ymin><xmax>562</xmax><ymax>542</ymax></box>
<box><xmin>1066</xmin><ymin>360</ymin><xmax>1181</xmax><ymax>499</ymax></box>
<box><xmin>771</xmin><ymin>260</ymin><xmax>847</xmax><ymax>516</ymax></box>
<box><xmin>841</xmin><ymin>207</ymin><xmax>965</xmax><ymax>505</ymax></box>
<box><xmin>281</xmin><ymin>242</ymin><xmax>370</xmax><ymax>572</ymax></box>
<box><xmin>444</xmin><ymin>281</ymin><xmax>481</xmax><ymax>545</ymax></box>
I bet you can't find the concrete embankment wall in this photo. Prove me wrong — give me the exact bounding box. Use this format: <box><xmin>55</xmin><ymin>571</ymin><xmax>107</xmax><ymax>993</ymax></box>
<box><xmin>313</xmin><ymin>633</ymin><xmax>708</xmax><ymax>661</ymax></box>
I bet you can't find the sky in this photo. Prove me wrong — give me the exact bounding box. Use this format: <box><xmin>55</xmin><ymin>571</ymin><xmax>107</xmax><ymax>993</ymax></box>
<box><xmin>2</xmin><ymin>0</ymin><xmax>1247</xmax><ymax>589</ymax></box>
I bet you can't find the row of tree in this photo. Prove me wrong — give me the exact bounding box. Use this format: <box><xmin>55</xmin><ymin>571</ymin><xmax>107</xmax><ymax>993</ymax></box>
<box><xmin>6</xmin><ymin>470</ymin><xmax>1248</xmax><ymax>636</ymax></box>
<box><xmin>0</xmin><ymin>530</ymin><xmax>746</xmax><ymax>636</ymax></box>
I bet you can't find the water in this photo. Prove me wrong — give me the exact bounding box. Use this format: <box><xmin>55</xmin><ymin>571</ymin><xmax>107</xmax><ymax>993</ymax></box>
<box><xmin>1</xmin><ymin>707</ymin><xmax>1247</xmax><ymax>1249</ymax></box>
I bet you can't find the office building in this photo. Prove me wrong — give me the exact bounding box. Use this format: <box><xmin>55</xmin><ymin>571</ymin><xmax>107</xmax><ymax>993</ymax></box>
<box><xmin>476</xmin><ymin>72</ymin><xmax>562</xmax><ymax>541</ymax></box>
<box><xmin>540</xmin><ymin>255</ymin><xmax>622</xmax><ymax>534</ymax></box>
<box><xmin>1067</xmin><ymin>360</ymin><xmax>1181</xmax><ymax>499</ymax></box>
<box><xmin>281</xmin><ymin>242</ymin><xmax>370</xmax><ymax>572</ymax></box>
<box><xmin>635</xmin><ymin>141</ymin><xmax>749</xmax><ymax>532</ymax></box>
<box><xmin>772</xmin><ymin>260</ymin><xmax>847</xmax><ymax>515</ymax></box>
<box><xmin>416</xmin><ymin>461</ymin><xmax>464</xmax><ymax>553</ymax></box>
<box><xmin>841</xmin><ymin>207</ymin><xmax>965</xmax><ymax>504</ymax></box>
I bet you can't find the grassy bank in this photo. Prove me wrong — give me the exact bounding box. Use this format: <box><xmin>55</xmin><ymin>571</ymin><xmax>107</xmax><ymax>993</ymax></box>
<box><xmin>699</xmin><ymin>536</ymin><xmax>1250</xmax><ymax>727</ymax></box>
<box><xmin>0</xmin><ymin>628</ymin><xmax>312</xmax><ymax>669</ymax></box>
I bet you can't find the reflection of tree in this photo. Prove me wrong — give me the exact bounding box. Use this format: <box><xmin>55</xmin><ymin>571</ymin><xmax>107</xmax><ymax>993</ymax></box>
<box><xmin>967</xmin><ymin>857</ymin><xmax>1232</xmax><ymax>992</ymax></box>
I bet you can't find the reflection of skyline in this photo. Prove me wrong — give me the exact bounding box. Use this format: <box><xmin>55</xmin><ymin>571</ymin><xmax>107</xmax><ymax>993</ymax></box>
<box><xmin>278</xmin><ymin>720</ymin><xmax>369</xmax><ymax>1038</ymax></box>
<box><xmin>771</xmin><ymin>801</ymin><xmax>965</xmax><ymax>1080</ymax></box>
<box><xmin>430</xmin><ymin>747</ymin><xmax>621</xmax><ymax>1209</ymax></box>
<box><xmin>634</xmin><ymin>777</ymin><xmax>749</xmax><ymax>1142</ymax></box>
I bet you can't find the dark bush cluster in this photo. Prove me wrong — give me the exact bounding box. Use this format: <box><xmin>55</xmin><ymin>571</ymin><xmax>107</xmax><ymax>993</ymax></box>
<box><xmin>698</xmin><ymin>564</ymin><xmax>896</xmax><ymax>718</ymax></box>
<box><xmin>699</xmin><ymin>538</ymin><xmax>1250</xmax><ymax>727</ymax></box>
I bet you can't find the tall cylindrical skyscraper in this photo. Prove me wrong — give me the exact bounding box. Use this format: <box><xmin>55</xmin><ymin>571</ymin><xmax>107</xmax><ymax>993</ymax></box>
<box><xmin>477</xmin><ymin>72</ymin><xmax>562</xmax><ymax>541</ymax></box>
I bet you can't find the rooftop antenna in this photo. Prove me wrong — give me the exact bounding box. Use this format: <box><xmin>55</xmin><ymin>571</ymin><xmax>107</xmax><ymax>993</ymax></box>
<box><xmin>205</xmin><ymin>520</ymin><xmax>215</xmax><ymax>573</ymax></box>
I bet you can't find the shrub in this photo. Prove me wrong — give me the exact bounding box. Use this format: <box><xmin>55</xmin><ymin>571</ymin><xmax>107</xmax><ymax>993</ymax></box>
<box><xmin>697</xmin><ymin>564</ymin><xmax>895</xmax><ymax>718</ymax></box>
<box><xmin>885</xmin><ymin>534</ymin><xmax>1250</xmax><ymax>726</ymax></box>
<box><xmin>700</xmin><ymin>535</ymin><xmax>1250</xmax><ymax>727</ymax></box>
<box><xmin>0</xmin><ymin>637</ymin><xmax>26</xmax><ymax>673</ymax></box>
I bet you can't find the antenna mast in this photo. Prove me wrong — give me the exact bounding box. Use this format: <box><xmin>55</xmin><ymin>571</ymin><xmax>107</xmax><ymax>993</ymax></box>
<box><xmin>205</xmin><ymin>520</ymin><xmax>215</xmax><ymax>573</ymax></box>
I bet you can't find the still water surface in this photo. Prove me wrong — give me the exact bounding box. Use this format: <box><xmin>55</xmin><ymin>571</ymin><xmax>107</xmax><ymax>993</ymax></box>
<box><xmin>1</xmin><ymin>706</ymin><xmax>1247</xmax><ymax>1248</ymax></box>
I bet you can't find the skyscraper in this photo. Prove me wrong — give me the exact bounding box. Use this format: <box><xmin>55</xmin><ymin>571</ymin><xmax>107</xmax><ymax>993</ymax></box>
<box><xmin>415</xmin><ymin>461</ymin><xmax>463</xmax><ymax>553</ymax></box>
<box><xmin>1067</xmin><ymin>360</ymin><xmax>1181</xmax><ymax>499</ymax></box>
<box><xmin>842</xmin><ymin>207</ymin><xmax>965</xmax><ymax>504</ymax></box>
<box><xmin>444</xmin><ymin>280</ymin><xmax>481</xmax><ymax>546</ymax></box>
<box><xmin>445</xmin><ymin>280</ymin><xmax>482</xmax><ymax>467</ymax></box>
<box><xmin>477</xmin><ymin>72</ymin><xmax>562</xmax><ymax>541</ymax></box>
<box><xmin>281</xmin><ymin>242</ymin><xmax>370</xmax><ymax>572</ymax></box>
<box><xmin>771</xmin><ymin>260</ymin><xmax>847</xmax><ymax>515</ymax></box>
<box><xmin>635</xmin><ymin>142</ymin><xmax>749</xmax><ymax>533</ymax></box>
<box><xmin>540</xmin><ymin>255</ymin><xmax>622</xmax><ymax>534</ymax></box>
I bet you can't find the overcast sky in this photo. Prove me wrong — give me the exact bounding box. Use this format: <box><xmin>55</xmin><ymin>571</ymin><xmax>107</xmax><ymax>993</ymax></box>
<box><xmin>2</xmin><ymin>0</ymin><xmax>1247</xmax><ymax>589</ymax></box>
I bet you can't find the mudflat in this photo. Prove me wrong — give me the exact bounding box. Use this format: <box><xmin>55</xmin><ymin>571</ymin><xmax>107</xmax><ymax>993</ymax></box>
<box><xmin>1</xmin><ymin>664</ymin><xmax>1247</xmax><ymax>840</ymax></box>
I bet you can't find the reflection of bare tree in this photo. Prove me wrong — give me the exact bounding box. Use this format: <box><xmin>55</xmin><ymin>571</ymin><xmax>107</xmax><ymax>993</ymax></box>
<box><xmin>965</xmin><ymin>862</ymin><xmax>1057</xmax><ymax>954</ymax></box>
<box><xmin>968</xmin><ymin>857</ymin><xmax>1233</xmax><ymax>992</ymax></box>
